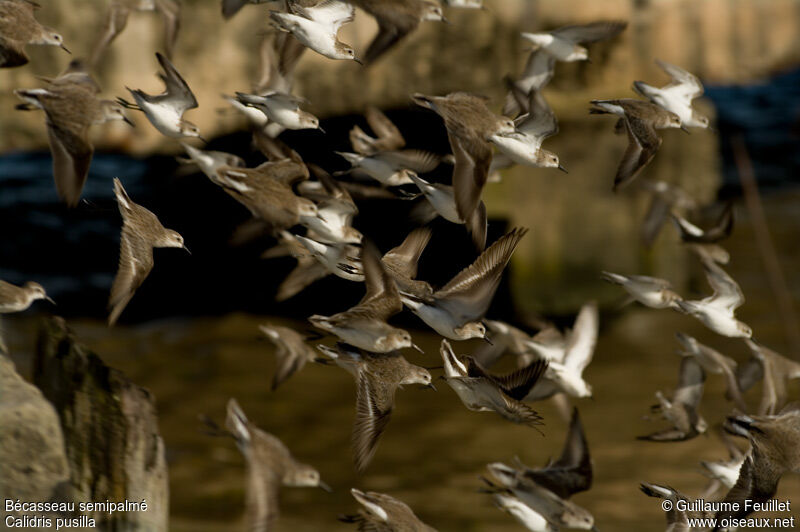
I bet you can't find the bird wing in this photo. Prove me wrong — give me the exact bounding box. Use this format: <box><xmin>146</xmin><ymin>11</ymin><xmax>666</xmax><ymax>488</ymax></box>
<box><xmin>380</xmin><ymin>149</ymin><xmax>443</xmax><ymax>174</ymax></box>
<box><xmin>476</xmin><ymin>357</ymin><xmax>549</xmax><ymax>401</ymax></box>
<box><xmin>381</xmin><ymin>227</ymin><xmax>432</xmax><ymax>281</ymax></box>
<box><xmin>304</xmin><ymin>0</ymin><xmax>355</xmax><ymax>30</ymax></box>
<box><xmin>701</xmin><ymin>261</ymin><xmax>745</xmax><ymax>312</ymax></box>
<box><xmin>450</xmin><ymin>131</ymin><xmax>493</xmax><ymax>225</ymax></box>
<box><xmin>674</xmin><ymin>356</ymin><xmax>705</xmax><ymax>409</ymax></box>
<box><xmin>640</xmin><ymin>191</ymin><xmax>671</xmax><ymax>247</ymax></box>
<box><xmin>156</xmin><ymin>52</ymin><xmax>198</xmax><ymax>113</ymax></box>
<box><xmin>613</xmin><ymin>116</ymin><xmax>661</xmax><ymax>191</ymax></box>
<box><xmin>435</xmin><ymin>228</ymin><xmax>527</xmax><ymax>322</ymax></box>
<box><xmin>554</xmin><ymin>408</ymin><xmax>592</xmax><ymax>475</ymax></box>
<box><xmin>353</xmin><ymin>371</ymin><xmax>393</xmax><ymax>473</ymax></box>
<box><xmin>364</xmin><ymin>105</ymin><xmax>405</xmax><ymax>150</ymax></box>
<box><xmin>656</xmin><ymin>58</ymin><xmax>704</xmax><ymax>100</ymax></box>
<box><xmin>552</xmin><ymin>20</ymin><xmax>628</xmax><ymax>44</ymax></box>
<box><xmin>563</xmin><ymin>301</ymin><xmax>598</xmax><ymax>373</ymax></box>
<box><xmin>275</xmin><ymin>257</ymin><xmax>329</xmax><ymax>302</ymax></box>
<box><xmin>515</xmin><ymin>89</ymin><xmax>559</xmax><ymax>145</ymax></box>
<box><xmin>45</xmin><ymin>118</ymin><xmax>93</xmax><ymax>207</ymax></box>
<box><xmin>108</xmin><ymin>227</ymin><xmax>154</xmax><ymax>325</ymax></box>
<box><xmin>357</xmin><ymin>240</ymin><xmax>402</xmax><ymax>320</ymax></box>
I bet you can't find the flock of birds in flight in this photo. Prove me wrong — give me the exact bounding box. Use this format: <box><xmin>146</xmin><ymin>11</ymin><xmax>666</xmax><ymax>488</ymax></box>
<box><xmin>1</xmin><ymin>0</ymin><xmax>799</xmax><ymax>531</ymax></box>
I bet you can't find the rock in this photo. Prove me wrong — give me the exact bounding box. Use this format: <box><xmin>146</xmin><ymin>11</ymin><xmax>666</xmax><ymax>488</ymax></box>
<box><xmin>0</xmin><ymin>353</ymin><xmax>70</xmax><ymax>505</ymax></box>
<box><xmin>32</xmin><ymin>317</ymin><xmax>169</xmax><ymax>532</ymax></box>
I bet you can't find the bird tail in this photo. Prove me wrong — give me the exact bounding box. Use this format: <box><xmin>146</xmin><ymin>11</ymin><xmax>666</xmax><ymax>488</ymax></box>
<box><xmin>632</xmin><ymin>81</ymin><xmax>654</xmax><ymax>98</ymax></box>
<box><xmin>13</xmin><ymin>89</ymin><xmax>48</xmax><ymax>110</ymax></box>
<box><xmin>599</xmin><ymin>271</ymin><xmax>626</xmax><ymax>285</ymax></box>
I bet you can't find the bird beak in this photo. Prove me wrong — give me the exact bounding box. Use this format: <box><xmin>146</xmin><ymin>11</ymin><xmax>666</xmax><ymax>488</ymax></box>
<box><xmin>423</xmin><ymin>382</ymin><xmax>437</xmax><ymax>391</ymax></box>
<box><xmin>318</xmin><ymin>481</ymin><xmax>332</xmax><ymax>493</ymax></box>
<box><xmin>680</xmin><ymin>125</ymin><xmax>691</xmax><ymax>134</ymax></box>
<box><xmin>412</xmin><ymin>343</ymin><xmax>424</xmax><ymax>354</ymax></box>
<box><xmin>60</xmin><ymin>44</ymin><xmax>71</xmax><ymax>54</ymax></box>
<box><xmin>198</xmin><ymin>136</ymin><xmax>209</xmax><ymax>144</ymax></box>
<box><xmin>317</xmin><ymin>126</ymin><xmax>326</xmax><ymax>134</ymax></box>
<box><xmin>183</xmin><ymin>245</ymin><xmax>192</xmax><ymax>255</ymax></box>
<box><xmin>441</xmin><ymin>16</ymin><xmax>452</xmax><ymax>25</ymax></box>
<box><xmin>316</xmin><ymin>213</ymin><xmax>328</xmax><ymax>222</ymax></box>
<box><xmin>123</xmin><ymin>116</ymin><xmax>135</xmax><ymax>127</ymax></box>
<box><xmin>585</xmin><ymin>57</ymin><xmax>593</xmax><ymax>64</ymax></box>
<box><xmin>558</xmin><ymin>164</ymin><xmax>568</xmax><ymax>173</ymax></box>
<box><xmin>353</xmin><ymin>57</ymin><xmax>364</xmax><ymax>65</ymax></box>
<box><xmin>483</xmin><ymin>336</ymin><xmax>494</xmax><ymax>346</ymax></box>
<box><xmin>45</xmin><ymin>296</ymin><xmax>56</xmax><ymax>305</ymax></box>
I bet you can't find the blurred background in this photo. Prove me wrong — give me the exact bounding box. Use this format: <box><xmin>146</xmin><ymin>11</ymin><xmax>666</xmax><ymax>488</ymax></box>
<box><xmin>1</xmin><ymin>0</ymin><xmax>799</xmax><ymax>530</ymax></box>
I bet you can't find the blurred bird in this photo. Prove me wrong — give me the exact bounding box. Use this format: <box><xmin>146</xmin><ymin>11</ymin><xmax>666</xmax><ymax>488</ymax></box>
<box><xmin>716</xmin><ymin>405</ymin><xmax>800</xmax><ymax>526</ymax></box>
<box><xmin>676</xmin><ymin>260</ymin><xmax>752</xmax><ymax>338</ymax></box>
<box><xmin>401</xmin><ymin>228</ymin><xmax>528</xmax><ymax>340</ymax></box>
<box><xmin>317</xmin><ymin>343</ymin><xmax>433</xmax><ymax>472</ymax></box>
<box><xmin>380</xmin><ymin>227</ymin><xmax>433</xmax><ymax>297</ymax></box>
<box><xmin>299</xmin><ymin>166</ymin><xmax>363</xmax><ymax>244</ymax></box>
<box><xmin>235</xmin><ymin>91</ymin><xmax>322</xmax><ymax>131</ymax></box>
<box><xmin>487</xmin><ymin>462</ymin><xmax>598</xmax><ymax>531</ymax></box>
<box><xmin>117</xmin><ymin>52</ymin><xmax>203</xmax><ymax>139</ymax></box>
<box><xmin>90</xmin><ymin>0</ymin><xmax>180</xmax><ymax>67</ymax></box>
<box><xmin>600</xmin><ymin>271</ymin><xmax>682</xmax><ymax>310</ymax></box>
<box><xmin>640</xmin><ymin>482</ymin><xmax>711</xmax><ymax>529</ymax></box>
<box><xmin>0</xmin><ymin>280</ymin><xmax>53</xmax><ymax>313</ymax></box>
<box><xmin>590</xmin><ymin>99</ymin><xmax>683</xmax><ymax>191</ymax></box>
<box><xmin>638</xmin><ymin>357</ymin><xmax>707</xmax><ymax>441</ymax></box>
<box><xmin>108</xmin><ymin>178</ymin><xmax>187</xmax><ymax>325</ymax></box>
<box><xmin>412</xmin><ymin>92</ymin><xmax>516</xmax><ymax>248</ymax></box>
<box><xmin>226</xmin><ymin>398</ymin><xmax>330</xmax><ymax>532</ymax></box>
<box><xmin>339</xmin><ymin>488</ymin><xmax>437</xmax><ymax>530</ymax></box>
<box><xmin>633</xmin><ymin>59</ymin><xmax>710</xmax><ymax>130</ymax></box>
<box><xmin>675</xmin><ymin>332</ymin><xmax>747</xmax><ymax>411</ymax></box>
<box><xmin>491</xmin><ymin>89</ymin><xmax>565</xmax><ymax>172</ymax></box>
<box><xmin>741</xmin><ymin>339</ymin><xmax>800</xmax><ymax>415</ymax></box>
<box><xmin>0</xmin><ymin>0</ymin><xmax>69</xmax><ymax>67</ymax></box>
<box><xmin>671</xmin><ymin>202</ymin><xmax>734</xmax><ymax>244</ymax></box>
<box><xmin>260</xmin><ymin>323</ymin><xmax>320</xmax><ymax>389</ymax></box>
<box><xmin>14</xmin><ymin>62</ymin><xmax>132</xmax><ymax>206</ymax></box>
<box><xmin>638</xmin><ymin>179</ymin><xmax>698</xmax><ymax>248</ymax></box>
<box><xmin>700</xmin><ymin>429</ymin><xmax>746</xmax><ymax>499</ymax></box>
<box><xmin>440</xmin><ymin>339</ymin><xmax>548</xmax><ymax>427</ymax></box>
<box><xmin>309</xmin><ymin>241</ymin><xmax>416</xmax><ymax>353</ymax></box>
<box><xmin>269</xmin><ymin>0</ymin><xmax>359</xmax><ymax>62</ymax></box>
<box><xmin>349</xmin><ymin>0</ymin><xmax>447</xmax><ymax>65</ymax></box>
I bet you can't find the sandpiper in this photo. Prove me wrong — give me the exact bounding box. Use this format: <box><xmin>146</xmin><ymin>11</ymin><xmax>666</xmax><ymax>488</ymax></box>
<box><xmin>412</xmin><ymin>92</ymin><xmax>516</xmax><ymax>236</ymax></box>
<box><xmin>350</xmin><ymin>0</ymin><xmax>446</xmax><ymax>64</ymax></box>
<box><xmin>309</xmin><ymin>241</ymin><xmax>415</xmax><ymax>353</ymax></box>
<box><xmin>401</xmin><ymin>228</ymin><xmax>527</xmax><ymax>340</ymax></box>
<box><xmin>717</xmin><ymin>405</ymin><xmax>800</xmax><ymax>525</ymax></box>
<box><xmin>117</xmin><ymin>52</ymin><xmax>203</xmax><ymax>139</ymax></box>
<box><xmin>503</xmin><ymin>50</ymin><xmax>555</xmax><ymax>117</ymax></box>
<box><xmin>440</xmin><ymin>339</ymin><xmax>547</xmax><ymax>427</ymax></box>
<box><xmin>487</xmin><ymin>462</ymin><xmax>597</xmax><ymax>531</ymax></box>
<box><xmin>504</xmin><ymin>408</ymin><xmax>592</xmax><ymax>499</ymax></box>
<box><xmin>298</xmin><ymin>166</ymin><xmax>362</xmax><ymax>244</ymax></box>
<box><xmin>675</xmin><ymin>332</ymin><xmax>746</xmax><ymax>411</ymax></box>
<box><xmin>521</xmin><ymin>20</ymin><xmax>627</xmax><ymax>62</ymax></box>
<box><xmin>349</xmin><ymin>106</ymin><xmax>405</xmax><ymax>155</ymax></box>
<box><xmin>108</xmin><ymin>178</ymin><xmax>187</xmax><ymax>325</ymax></box>
<box><xmin>491</xmin><ymin>89</ymin><xmax>565</xmax><ymax>171</ymax></box>
<box><xmin>590</xmin><ymin>98</ymin><xmax>683</xmax><ymax>191</ymax></box>
<box><xmin>266</xmin><ymin>232</ymin><xmax>332</xmax><ymax>301</ymax></box>
<box><xmin>335</xmin><ymin>150</ymin><xmax>449</xmax><ymax>187</ymax></box>
<box><xmin>638</xmin><ymin>179</ymin><xmax>697</xmax><ymax>248</ymax></box>
<box><xmin>212</xmin><ymin>159</ymin><xmax>317</xmax><ymax>233</ymax></box>
<box><xmin>235</xmin><ymin>91</ymin><xmax>322</xmax><ymax>131</ymax></box>
<box><xmin>0</xmin><ymin>280</ymin><xmax>53</xmax><ymax>313</ymax></box>
<box><xmin>481</xmin><ymin>480</ymin><xmax>554</xmax><ymax>532</ymax></box>
<box><xmin>294</xmin><ymin>233</ymin><xmax>363</xmax><ymax>282</ymax></box>
<box><xmin>671</xmin><ymin>202</ymin><xmax>734</xmax><ymax>244</ymax></box>
<box><xmin>600</xmin><ymin>271</ymin><xmax>682</xmax><ymax>310</ymax></box>
<box><xmin>317</xmin><ymin>343</ymin><xmax>433</xmax><ymax>472</ymax></box>
<box><xmin>15</xmin><ymin>65</ymin><xmax>133</xmax><ymax>206</ymax></box>
<box><xmin>675</xmin><ymin>260</ymin><xmax>752</xmax><ymax>338</ymax></box>
<box><xmin>225</xmin><ymin>398</ymin><xmax>330</xmax><ymax>532</ymax></box>
<box><xmin>408</xmin><ymin>172</ymin><xmax>487</xmax><ymax>251</ymax></box>
<box><xmin>638</xmin><ymin>356</ymin><xmax>707</xmax><ymax>441</ymax></box>
<box><xmin>259</xmin><ymin>323</ymin><xmax>319</xmax><ymax>389</ymax></box>
<box><xmin>633</xmin><ymin>59</ymin><xmax>710</xmax><ymax>129</ymax></box>
<box><xmin>269</xmin><ymin>0</ymin><xmax>359</xmax><ymax>62</ymax></box>
<box><xmin>528</xmin><ymin>302</ymin><xmax>598</xmax><ymax>400</ymax></box>
<box><xmin>0</xmin><ymin>0</ymin><xmax>69</xmax><ymax>68</ymax></box>
<box><xmin>743</xmin><ymin>339</ymin><xmax>800</xmax><ymax>415</ymax></box>
<box><xmin>180</xmin><ymin>143</ymin><xmax>245</xmax><ymax>182</ymax></box>
<box><xmin>381</xmin><ymin>227</ymin><xmax>433</xmax><ymax>297</ymax></box>
<box><xmin>90</xmin><ymin>0</ymin><xmax>179</xmax><ymax>67</ymax></box>
<box><xmin>340</xmin><ymin>488</ymin><xmax>437</xmax><ymax>530</ymax></box>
